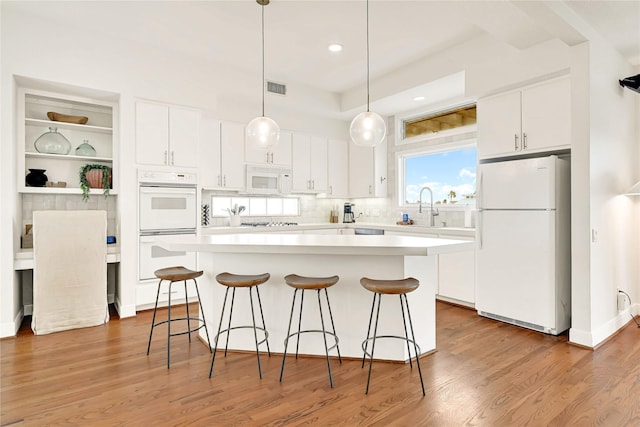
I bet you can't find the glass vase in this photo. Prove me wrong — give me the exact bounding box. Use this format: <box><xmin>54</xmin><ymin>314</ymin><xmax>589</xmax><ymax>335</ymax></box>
<box><xmin>75</xmin><ymin>139</ymin><xmax>96</xmax><ymax>157</ymax></box>
<box><xmin>34</xmin><ymin>127</ymin><xmax>71</xmax><ymax>155</ymax></box>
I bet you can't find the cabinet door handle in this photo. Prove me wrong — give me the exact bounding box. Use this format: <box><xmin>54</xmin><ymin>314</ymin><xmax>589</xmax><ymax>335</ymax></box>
<box><xmin>514</xmin><ymin>134</ymin><xmax>519</xmax><ymax>151</ymax></box>
<box><xmin>171</xmin><ymin>151</ymin><xmax>175</xmax><ymax>165</ymax></box>
<box><xmin>217</xmin><ymin>175</ymin><xmax>222</xmax><ymax>186</ymax></box>
<box><xmin>164</xmin><ymin>150</ymin><xmax>168</xmax><ymax>165</ymax></box>
<box><xmin>312</xmin><ymin>180</ymin><xmax>315</xmax><ymax>190</ymax></box>
<box><xmin>523</xmin><ymin>132</ymin><xmax>527</xmax><ymax>149</ymax></box>
<box><xmin>270</xmin><ymin>152</ymin><xmax>274</xmax><ymax>163</ymax></box>
<box><xmin>380</xmin><ymin>176</ymin><xmax>386</xmax><ymax>184</ymax></box>
<box><xmin>369</xmin><ymin>185</ymin><xmax>372</xmax><ymax>195</ymax></box>
<box><xmin>223</xmin><ymin>175</ymin><xmax>227</xmax><ymax>187</ymax></box>
<box><xmin>329</xmin><ymin>185</ymin><xmax>333</xmax><ymax>195</ymax></box>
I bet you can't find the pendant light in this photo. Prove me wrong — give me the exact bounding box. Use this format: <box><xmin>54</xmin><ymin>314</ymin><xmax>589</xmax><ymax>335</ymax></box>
<box><xmin>246</xmin><ymin>0</ymin><xmax>280</xmax><ymax>149</ymax></box>
<box><xmin>350</xmin><ymin>0</ymin><xmax>386</xmax><ymax>147</ymax></box>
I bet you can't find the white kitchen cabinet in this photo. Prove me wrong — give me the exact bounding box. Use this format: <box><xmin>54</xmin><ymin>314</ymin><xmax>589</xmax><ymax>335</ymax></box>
<box><xmin>135</xmin><ymin>101</ymin><xmax>199</xmax><ymax>168</ymax></box>
<box><xmin>245</xmin><ymin>130</ymin><xmax>292</xmax><ymax>167</ymax></box>
<box><xmin>18</xmin><ymin>87</ymin><xmax>117</xmax><ymax>195</ymax></box>
<box><xmin>348</xmin><ymin>136</ymin><xmax>387</xmax><ymax>198</ymax></box>
<box><xmin>199</xmin><ymin>116</ymin><xmax>245</xmax><ymax>190</ymax></box>
<box><xmin>438</xmin><ymin>237</ymin><xmax>475</xmax><ymax>306</ymax></box>
<box><xmin>386</xmin><ymin>229</ymin><xmax>475</xmax><ymax>306</ymax></box>
<box><xmin>478</xmin><ymin>77</ymin><xmax>570</xmax><ymax>160</ymax></box>
<box><xmin>291</xmin><ymin>133</ymin><xmax>327</xmax><ymax>193</ymax></box>
<box><xmin>326</xmin><ymin>139</ymin><xmax>349</xmax><ymax>198</ymax></box>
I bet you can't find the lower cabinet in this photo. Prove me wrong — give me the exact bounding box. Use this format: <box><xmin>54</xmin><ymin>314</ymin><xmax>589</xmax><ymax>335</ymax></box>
<box><xmin>387</xmin><ymin>230</ymin><xmax>475</xmax><ymax>306</ymax></box>
<box><xmin>438</xmin><ymin>246</ymin><xmax>475</xmax><ymax>306</ymax></box>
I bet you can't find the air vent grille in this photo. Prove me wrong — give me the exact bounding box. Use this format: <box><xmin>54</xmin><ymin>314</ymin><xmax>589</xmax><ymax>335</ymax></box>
<box><xmin>266</xmin><ymin>81</ymin><xmax>286</xmax><ymax>95</ymax></box>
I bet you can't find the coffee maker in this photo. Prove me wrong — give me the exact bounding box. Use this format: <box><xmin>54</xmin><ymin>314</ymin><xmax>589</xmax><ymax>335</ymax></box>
<box><xmin>343</xmin><ymin>202</ymin><xmax>355</xmax><ymax>223</ymax></box>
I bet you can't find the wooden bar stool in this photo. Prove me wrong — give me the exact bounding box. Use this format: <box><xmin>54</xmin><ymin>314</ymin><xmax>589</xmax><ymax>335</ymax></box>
<box><xmin>280</xmin><ymin>274</ymin><xmax>342</xmax><ymax>387</ymax></box>
<box><xmin>147</xmin><ymin>266</ymin><xmax>212</xmax><ymax>369</ymax></box>
<box><xmin>360</xmin><ymin>277</ymin><xmax>425</xmax><ymax>396</ymax></box>
<box><xmin>209</xmin><ymin>272</ymin><xmax>271</xmax><ymax>379</ymax></box>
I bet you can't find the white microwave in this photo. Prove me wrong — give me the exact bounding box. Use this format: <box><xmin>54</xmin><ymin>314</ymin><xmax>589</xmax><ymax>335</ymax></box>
<box><xmin>246</xmin><ymin>166</ymin><xmax>292</xmax><ymax>195</ymax></box>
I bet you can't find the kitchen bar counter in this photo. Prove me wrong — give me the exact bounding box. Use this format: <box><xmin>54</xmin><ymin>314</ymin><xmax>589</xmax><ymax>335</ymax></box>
<box><xmin>157</xmin><ymin>233</ymin><xmax>473</xmax><ymax>361</ymax></box>
<box><xmin>200</xmin><ymin>222</ymin><xmax>476</xmax><ymax>238</ymax></box>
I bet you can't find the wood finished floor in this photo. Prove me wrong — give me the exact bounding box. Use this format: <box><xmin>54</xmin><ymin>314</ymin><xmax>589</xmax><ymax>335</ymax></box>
<box><xmin>2</xmin><ymin>301</ymin><xmax>640</xmax><ymax>426</ymax></box>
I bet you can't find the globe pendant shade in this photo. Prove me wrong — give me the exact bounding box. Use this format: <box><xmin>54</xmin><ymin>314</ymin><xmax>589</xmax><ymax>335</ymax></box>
<box><xmin>350</xmin><ymin>111</ymin><xmax>386</xmax><ymax>147</ymax></box>
<box><xmin>246</xmin><ymin>116</ymin><xmax>280</xmax><ymax>149</ymax></box>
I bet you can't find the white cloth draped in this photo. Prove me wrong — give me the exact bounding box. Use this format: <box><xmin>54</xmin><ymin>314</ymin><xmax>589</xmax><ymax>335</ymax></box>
<box><xmin>31</xmin><ymin>210</ymin><xmax>109</xmax><ymax>335</ymax></box>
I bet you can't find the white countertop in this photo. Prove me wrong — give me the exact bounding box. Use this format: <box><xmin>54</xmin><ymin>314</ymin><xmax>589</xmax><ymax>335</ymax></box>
<box><xmin>157</xmin><ymin>233</ymin><xmax>474</xmax><ymax>256</ymax></box>
<box><xmin>14</xmin><ymin>246</ymin><xmax>121</xmax><ymax>270</ymax></box>
<box><xmin>201</xmin><ymin>222</ymin><xmax>476</xmax><ymax>238</ymax></box>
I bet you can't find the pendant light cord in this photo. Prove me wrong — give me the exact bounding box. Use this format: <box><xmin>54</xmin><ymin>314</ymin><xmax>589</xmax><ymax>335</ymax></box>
<box><xmin>366</xmin><ymin>0</ymin><xmax>370</xmax><ymax>113</ymax></box>
<box><xmin>261</xmin><ymin>3</ymin><xmax>266</xmax><ymax>117</ymax></box>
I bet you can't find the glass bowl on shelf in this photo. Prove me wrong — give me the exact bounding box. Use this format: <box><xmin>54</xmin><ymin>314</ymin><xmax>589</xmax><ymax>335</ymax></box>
<box><xmin>34</xmin><ymin>127</ymin><xmax>71</xmax><ymax>155</ymax></box>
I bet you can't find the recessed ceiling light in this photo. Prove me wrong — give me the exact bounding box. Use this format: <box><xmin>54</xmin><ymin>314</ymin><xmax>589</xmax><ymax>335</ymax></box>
<box><xmin>413</xmin><ymin>96</ymin><xmax>425</xmax><ymax>101</ymax></box>
<box><xmin>328</xmin><ymin>44</ymin><xmax>343</xmax><ymax>53</ymax></box>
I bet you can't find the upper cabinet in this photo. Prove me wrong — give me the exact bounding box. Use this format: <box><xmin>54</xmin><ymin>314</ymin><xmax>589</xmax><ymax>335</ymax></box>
<box><xmin>18</xmin><ymin>88</ymin><xmax>117</xmax><ymax>195</ymax></box>
<box><xmin>326</xmin><ymin>139</ymin><xmax>349</xmax><ymax>198</ymax></box>
<box><xmin>477</xmin><ymin>77</ymin><xmax>571</xmax><ymax>160</ymax></box>
<box><xmin>348</xmin><ymin>137</ymin><xmax>388</xmax><ymax>198</ymax></box>
<box><xmin>135</xmin><ymin>100</ymin><xmax>199</xmax><ymax>168</ymax></box>
<box><xmin>199</xmin><ymin>117</ymin><xmax>245</xmax><ymax>191</ymax></box>
<box><xmin>245</xmin><ymin>130</ymin><xmax>292</xmax><ymax>168</ymax></box>
<box><xmin>291</xmin><ymin>133</ymin><xmax>327</xmax><ymax>193</ymax></box>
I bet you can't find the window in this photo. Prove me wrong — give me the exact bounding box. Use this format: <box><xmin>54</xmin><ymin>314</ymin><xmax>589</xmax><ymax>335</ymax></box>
<box><xmin>399</xmin><ymin>145</ymin><xmax>477</xmax><ymax>207</ymax></box>
<box><xmin>403</xmin><ymin>105</ymin><xmax>476</xmax><ymax>139</ymax></box>
<box><xmin>210</xmin><ymin>196</ymin><xmax>299</xmax><ymax>217</ymax></box>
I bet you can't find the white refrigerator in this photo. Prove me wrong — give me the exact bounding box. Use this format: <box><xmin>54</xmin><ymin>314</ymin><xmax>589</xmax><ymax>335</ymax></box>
<box><xmin>476</xmin><ymin>155</ymin><xmax>571</xmax><ymax>335</ymax></box>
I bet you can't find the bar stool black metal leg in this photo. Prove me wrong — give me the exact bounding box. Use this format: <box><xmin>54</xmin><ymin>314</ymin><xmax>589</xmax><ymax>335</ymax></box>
<box><xmin>403</xmin><ymin>294</ymin><xmax>425</xmax><ymax>396</ymax></box>
<box><xmin>193</xmin><ymin>278</ymin><xmax>212</xmax><ymax>352</ymax></box>
<box><xmin>399</xmin><ymin>294</ymin><xmax>413</xmax><ymax>368</ymax></box>
<box><xmin>167</xmin><ymin>280</ymin><xmax>173</xmax><ymax>369</ymax></box>
<box><xmin>317</xmin><ymin>289</ymin><xmax>334</xmax><ymax>388</ymax></box>
<box><xmin>184</xmin><ymin>280</ymin><xmax>192</xmax><ymax>343</ymax></box>
<box><xmin>365</xmin><ymin>293</ymin><xmax>382</xmax><ymax>395</ymax></box>
<box><xmin>295</xmin><ymin>290</ymin><xmax>305</xmax><ymax>359</ymax></box>
<box><xmin>209</xmin><ymin>286</ymin><xmax>231</xmax><ymax>378</ymax></box>
<box><xmin>323</xmin><ymin>288</ymin><xmax>342</xmax><ymax>363</ymax></box>
<box><xmin>224</xmin><ymin>288</ymin><xmax>236</xmax><ymax>356</ymax></box>
<box><xmin>248</xmin><ymin>286</ymin><xmax>263</xmax><ymax>379</ymax></box>
<box><xmin>147</xmin><ymin>278</ymin><xmax>162</xmax><ymax>355</ymax></box>
<box><xmin>362</xmin><ymin>292</ymin><xmax>377</xmax><ymax>368</ymax></box>
<box><xmin>280</xmin><ymin>288</ymin><xmax>299</xmax><ymax>382</ymax></box>
<box><xmin>255</xmin><ymin>286</ymin><xmax>271</xmax><ymax>356</ymax></box>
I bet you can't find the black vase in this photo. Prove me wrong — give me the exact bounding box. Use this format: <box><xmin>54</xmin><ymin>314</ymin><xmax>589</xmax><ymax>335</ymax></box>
<box><xmin>25</xmin><ymin>169</ymin><xmax>48</xmax><ymax>187</ymax></box>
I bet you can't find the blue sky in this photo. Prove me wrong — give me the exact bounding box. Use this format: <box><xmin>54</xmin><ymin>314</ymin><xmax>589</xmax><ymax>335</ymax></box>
<box><xmin>404</xmin><ymin>147</ymin><xmax>477</xmax><ymax>204</ymax></box>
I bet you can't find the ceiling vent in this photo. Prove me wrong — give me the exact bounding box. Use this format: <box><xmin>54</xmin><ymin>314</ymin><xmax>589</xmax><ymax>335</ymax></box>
<box><xmin>266</xmin><ymin>81</ymin><xmax>286</xmax><ymax>96</ymax></box>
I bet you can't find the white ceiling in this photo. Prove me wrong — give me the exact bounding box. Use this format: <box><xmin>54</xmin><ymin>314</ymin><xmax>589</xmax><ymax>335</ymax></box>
<box><xmin>5</xmin><ymin>0</ymin><xmax>639</xmax><ymax>117</ymax></box>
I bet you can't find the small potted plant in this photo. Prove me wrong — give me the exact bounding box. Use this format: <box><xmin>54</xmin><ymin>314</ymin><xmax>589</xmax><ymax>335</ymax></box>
<box><xmin>79</xmin><ymin>164</ymin><xmax>111</xmax><ymax>201</ymax></box>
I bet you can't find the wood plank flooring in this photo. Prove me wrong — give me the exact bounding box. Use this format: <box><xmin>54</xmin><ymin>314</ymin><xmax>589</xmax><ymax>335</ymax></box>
<box><xmin>2</xmin><ymin>301</ymin><xmax>640</xmax><ymax>426</ymax></box>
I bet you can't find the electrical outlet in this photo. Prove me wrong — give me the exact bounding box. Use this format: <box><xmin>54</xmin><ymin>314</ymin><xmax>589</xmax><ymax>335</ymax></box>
<box><xmin>618</xmin><ymin>291</ymin><xmax>626</xmax><ymax>312</ymax></box>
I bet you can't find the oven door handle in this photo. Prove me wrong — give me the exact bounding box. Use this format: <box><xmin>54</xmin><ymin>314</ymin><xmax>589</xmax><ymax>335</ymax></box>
<box><xmin>139</xmin><ymin>186</ymin><xmax>196</xmax><ymax>195</ymax></box>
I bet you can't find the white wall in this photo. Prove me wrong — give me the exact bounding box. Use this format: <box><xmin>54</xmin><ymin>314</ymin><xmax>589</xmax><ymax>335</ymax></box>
<box><xmin>583</xmin><ymin>36</ymin><xmax>639</xmax><ymax>346</ymax></box>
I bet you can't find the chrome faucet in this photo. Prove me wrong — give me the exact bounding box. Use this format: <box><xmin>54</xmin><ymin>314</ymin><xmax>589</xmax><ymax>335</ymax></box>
<box><xmin>418</xmin><ymin>186</ymin><xmax>439</xmax><ymax>226</ymax></box>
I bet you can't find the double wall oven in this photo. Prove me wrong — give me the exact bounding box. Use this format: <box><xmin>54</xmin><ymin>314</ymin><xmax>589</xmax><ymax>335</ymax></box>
<box><xmin>138</xmin><ymin>170</ymin><xmax>197</xmax><ymax>281</ymax></box>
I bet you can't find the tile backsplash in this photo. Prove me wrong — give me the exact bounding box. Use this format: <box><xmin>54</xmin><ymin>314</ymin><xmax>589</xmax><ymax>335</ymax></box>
<box><xmin>22</xmin><ymin>194</ymin><xmax>118</xmax><ymax>236</ymax></box>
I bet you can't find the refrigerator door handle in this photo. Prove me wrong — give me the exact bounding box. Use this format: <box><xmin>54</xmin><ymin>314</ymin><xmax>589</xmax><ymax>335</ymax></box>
<box><xmin>477</xmin><ymin>210</ymin><xmax>483</xmax><ymax>250</ymax></box>
<box><xmin>477</xmin><ymin>170</ymin><xmax>483</xmax><ymax>209</ymax></box>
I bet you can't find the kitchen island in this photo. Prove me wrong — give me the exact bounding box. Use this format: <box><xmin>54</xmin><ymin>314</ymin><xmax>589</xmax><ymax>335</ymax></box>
<box><xmin>157</xmin><ymin>233</ymin><xmax>474</xmax><ymax>361</ymax></box>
